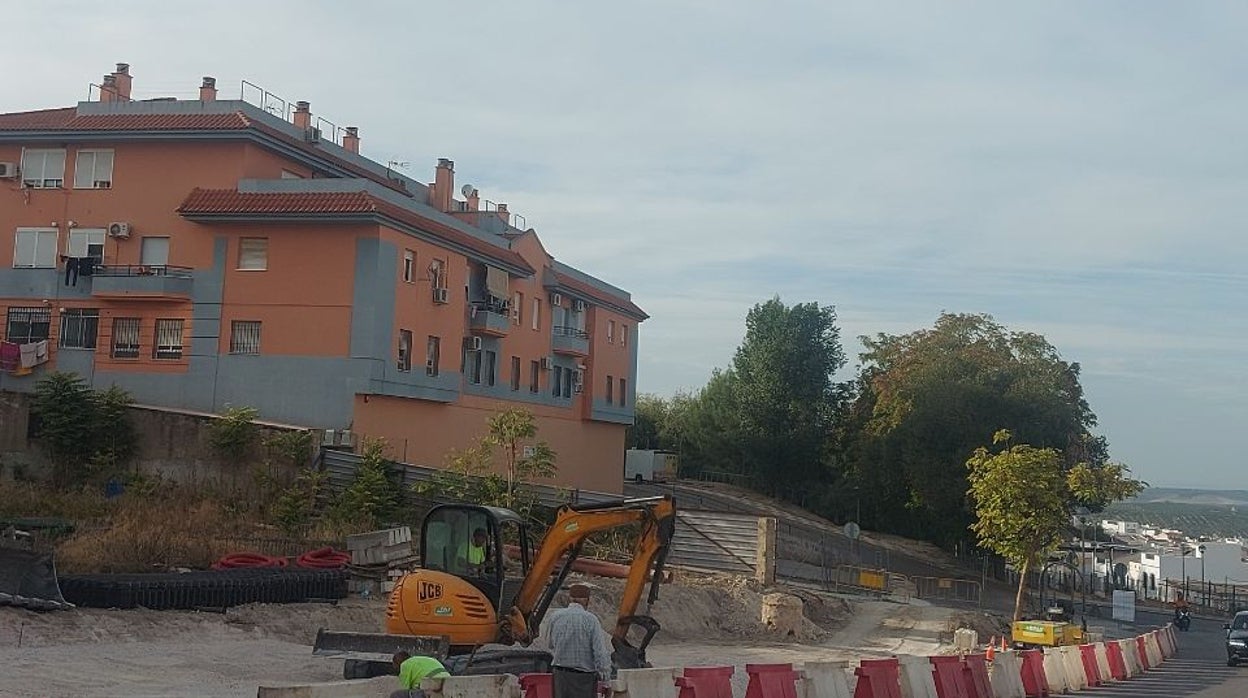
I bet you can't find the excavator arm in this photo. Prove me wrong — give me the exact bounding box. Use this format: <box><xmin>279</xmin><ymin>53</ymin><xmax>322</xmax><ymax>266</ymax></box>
<box><xmin>503</xmin><ymin>495</ymin><xmax>676</xmax><ymax>667</ymax></box>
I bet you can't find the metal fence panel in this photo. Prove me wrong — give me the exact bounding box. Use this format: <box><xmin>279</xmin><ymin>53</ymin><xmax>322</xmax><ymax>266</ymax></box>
<box><xmin>669</xmin><ymin>511</ymin><xmax>759</xmax><ymax>574</ymax></box>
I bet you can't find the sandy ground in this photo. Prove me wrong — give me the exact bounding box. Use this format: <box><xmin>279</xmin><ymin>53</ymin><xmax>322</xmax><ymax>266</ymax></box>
<box><xmin>0</xmin><ymin>574</ymin><xmax>988</xmax><ymax>698</ymax></box>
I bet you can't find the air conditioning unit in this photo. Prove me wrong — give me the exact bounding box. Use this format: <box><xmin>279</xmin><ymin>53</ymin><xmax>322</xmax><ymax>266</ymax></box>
<box><xmin>540</xmin><ymin>356</ymin><xmax>554</xmax><ymax>370</ymax></box>
<box><xmin>432</xmin><ymin>287</ymin><xmax>449</xmax><ymax>304</ymax></box>
<box><xmin>0</xmin><ymin>162</ymin><xmax>17</xmax><ymax>179</ymax></box>
<box><xmin>550</xmin><ymin>292</ymin><xmax>562</xmax><ymax>306</ymax></box>
<box><xmin>338</xmin><ymin>430</ymin><xmax>355</xmax><ymax>448</ymax></box>
<box><xmin>107</xmin><ymin>222</ymin><xmax>131</xmax><ymax>238</ymax></box>
<box><xmin>320</xmin><ymin>429</ymin><xmax>337</xmax><ymax>446</ymax></box>
<box><xmin>573</xmin><ymin>299</ymin><xmax>586</xmax><ymax>312</ymax></box>
<box><xmin>467</xmin><ymin>336</ymin><xmax>483</xmax><ymax>351</ymax></box>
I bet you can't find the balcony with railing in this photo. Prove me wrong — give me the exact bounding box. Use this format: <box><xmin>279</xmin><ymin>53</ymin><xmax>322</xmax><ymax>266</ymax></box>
<box><xmin>91</xmin><ymin>264</ymin><xmax>194</xmax><ymax>300</ymax></box>
<box><xmin>552</xmin><ymin>325</ymin><xmax>590</xmax><ymax>356</ymax></box>
<box><xmin>468</xmin><ymin>300</ymin><xmax>510</xmax><ymax>337</ymax></box>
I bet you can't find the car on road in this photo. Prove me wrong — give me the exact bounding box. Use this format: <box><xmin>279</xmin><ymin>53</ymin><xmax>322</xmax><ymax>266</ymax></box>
<box><xmin>1225</xmin><ymin>611</ymin><xmax>1248</xmax><ymax>666</ymax></box>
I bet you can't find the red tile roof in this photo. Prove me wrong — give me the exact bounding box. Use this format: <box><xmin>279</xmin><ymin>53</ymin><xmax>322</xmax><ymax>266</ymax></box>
<box><xmin>178</xmin><ymin>189</ymin><xmax>534</xmax><ymax>274</ymax></box>
<box><xmin>551</xmin><ymin>270</ymin><xmax>648</xmax><ymax>320</ymax></box>
<box><xmin>179</xmin><ymin>189</ymin><xmax>378</xmax><ymax>215</ymax></box>
<box><xmin>0</xmin><ymin>107</ymin><xmax>250</xmax><ymax>131</ymax></box>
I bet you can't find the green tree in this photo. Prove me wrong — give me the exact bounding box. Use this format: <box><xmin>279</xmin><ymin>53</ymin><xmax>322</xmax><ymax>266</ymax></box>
<box><xmin>31</xmin><ymin>372</ymin><xmax>139</xmax><ymax>485</ymax></box>
<box><xmin>967</xmin><ymin>430</ymin><xmax>1144</xmax><ymax>620</ymax></box>
<box><xmin>840</xmin><ymin>313</ymin><xmax>1098</xmax><ymax>546</ymax></box>
<box><xmin>331</xmin><ymin>438</ymin><xmax>403</xmax><ymax>529</ymax></box>
<box><xmin>416</xmin><ymin>408</ymin><xmax>558</xmax><ymax>518</ymax></box>
<box><xmin>208</xmin><ymin>406</ymin><xmax>260</xmax><ymax>464</ymax></box>
<box><xmin>627</xmin><ymin>394</ymin><xmax>668</xmax><ymax>450</ymax></box>
<box><xmin>730</xmin><ymin>297</ymin><xmax>845</xmax><ymax>493</ymax></box>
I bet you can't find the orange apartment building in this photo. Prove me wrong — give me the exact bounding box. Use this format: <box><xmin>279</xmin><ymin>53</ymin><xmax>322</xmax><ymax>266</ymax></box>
<box><xmin>0</xmin><ymin>63</ymin><xmax>646</xmax><ymax>493</ymax></box>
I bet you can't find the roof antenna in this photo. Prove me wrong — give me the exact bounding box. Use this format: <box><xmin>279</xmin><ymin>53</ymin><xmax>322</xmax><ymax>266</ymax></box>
<box><xmin>386</xmin><ymin>159</ymin><xmax>409</xmax><ymax>179</ymax></box>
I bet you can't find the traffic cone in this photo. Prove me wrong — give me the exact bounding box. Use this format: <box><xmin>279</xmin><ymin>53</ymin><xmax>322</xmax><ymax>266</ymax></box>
<box><xmin>1001</xmin><ymin>635</ymin><xmax>1009</xmax><ymax>652</ymax></box>
<box><xmin>986</xmin><ymin>639</ymin><xmax>996</xmax><ymax>662</ymax></box>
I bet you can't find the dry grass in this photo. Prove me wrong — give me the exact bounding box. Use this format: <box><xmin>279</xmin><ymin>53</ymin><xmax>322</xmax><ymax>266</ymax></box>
<box><xmin>0</xmin><ymin>480</ymin><xmax>111</xmax><ymax>521</ymax></box>
<box><xmin>55</xmin><ymin>493</ymin><xmax>264</xmax><ymax>573</ymax></box>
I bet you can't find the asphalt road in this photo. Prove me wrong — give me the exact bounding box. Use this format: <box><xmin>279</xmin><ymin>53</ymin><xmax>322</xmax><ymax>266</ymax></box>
<box><xmin>1081</xmin><ymin>610</ymin><xmax>1248</xmax><ymax>697</ymax></box>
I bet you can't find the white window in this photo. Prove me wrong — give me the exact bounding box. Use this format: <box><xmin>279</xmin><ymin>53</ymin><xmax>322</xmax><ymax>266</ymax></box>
<box><xmin>238</xmin><ymin>238</ymin><xmax>267</xmax><ymax>270</ymax></box>
<box><xmin>13</xmin><ymin>228</ymin><xmax>58</xmax><ymax>268</ymax></box>
<box><xmin>512</xmin><ymin>291</ymin><xmax>522</xmax><ymax>325</ymax></box>
<box><xmin>20</xmin><ymin>148</ymin><xmax>65</xmax><ymax>188</ymax></box>
<box><xmin>426</xmin><ymin>335</ymin><xmax>440</xmax><ymax>376</ymax></box>
<box><xmin>607</xmin><ymin>319</ymin><xmax>616</xmax><ymax>344</ymax></box>
<box><xmin>622</xmin><ymin>324</ymin><xmax>629</xmax><ymax>348</ymax></box>
<box><xmin>111</xmin><ymin>317</ymin><xmax>140</xmax><ymax>358</ymax></box>
<box><xmin>59</xmin><ymin>309</ymin><xmax>99</xmax><ymax>349</ymax></box>
<box><xmin>403</xmin><ymin>250</ymin><xmax>415</xmax><ymax>283</ymax></box>
<box><xmin>531</xmin><ymin>297</ymin><xmax>540</xmax><ymax>331</ymax></box>
<box><xmin>140</xmin><ymin>236</ymin><xmax>170</xmax><ymax>266</ymax></box>
<box><xmin>230</xmin><ymin>321</ymin><xmax>261</xmax><ymax>354</ymax></box>
<box><xmin>73</xmin><ymin>149</ymin><xmax>114</xmax><ymax>189</ymax></box>
<box><xmin>154</xmin><ymin>319</ymin><xmax>184</xmax><ymax>359</ymax></box>
<box><xmin>398</xmin><ymin>329</ymin><xmax>412</xmax><ymax>371</ymax></box>
<box><xmin>429</xmin><ymin>258</ymin><xmax>446</xmax><ymax>288</ymax></box>
<box><xmin>68</xmin><ymin>228</ymin><xmax>106</xmax><ymax>265</ymax></box>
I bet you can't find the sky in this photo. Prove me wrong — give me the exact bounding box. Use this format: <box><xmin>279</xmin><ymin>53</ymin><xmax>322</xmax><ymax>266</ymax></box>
<box><xmin>3</xmin><ymin>1</ymin><xmax>1246</xmax><ymax>489</ymax></box>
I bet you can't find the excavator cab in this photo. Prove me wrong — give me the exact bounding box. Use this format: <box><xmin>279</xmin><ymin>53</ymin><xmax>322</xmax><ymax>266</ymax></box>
<box><xmin>421</xmin><ymin>504</ymin><xmax>533</xmax><ymax>614</ymax></box>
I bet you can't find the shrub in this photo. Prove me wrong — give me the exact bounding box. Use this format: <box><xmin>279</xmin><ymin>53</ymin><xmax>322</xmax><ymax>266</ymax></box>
<box><xmin>209</xmin><ymin>406</ymin><xmax>260</xmax><ymax>463</ymax></box>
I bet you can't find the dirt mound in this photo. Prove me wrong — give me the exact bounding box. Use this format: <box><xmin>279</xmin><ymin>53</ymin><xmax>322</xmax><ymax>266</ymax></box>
<box><xmin>563</xmin><ymin>571</ymin><xmax>850</xmax><ymax>645</ymax></box>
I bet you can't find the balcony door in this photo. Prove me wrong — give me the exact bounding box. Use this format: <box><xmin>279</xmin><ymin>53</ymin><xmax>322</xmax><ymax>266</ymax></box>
<box><xmin>140</xmin><ymin>236</ymin><xmax>170</xmax><ymax>266</ymax></box>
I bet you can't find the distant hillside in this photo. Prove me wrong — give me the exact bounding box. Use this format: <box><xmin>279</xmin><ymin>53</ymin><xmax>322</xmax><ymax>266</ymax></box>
<box><xmin>1101</xmin><ymin>494</ymin><xmax>1248</xmax><ymax>539</ymax></box>
<box><xmin>1126</xmin><ymin>487</ymin><xmax>1248</xmax><ymax>507</ymax></box>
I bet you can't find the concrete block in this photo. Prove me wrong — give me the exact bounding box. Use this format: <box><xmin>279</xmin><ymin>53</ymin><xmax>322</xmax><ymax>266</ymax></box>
<box><xmin>610</xmin><ymin>667</ymin><xmax>679</xmax><ymax>698</ymax></box>
<box><xmin>432</xmin><ymin>673</ymin><xmax>521</xmax><ymax>698</ymax></box>
<box><xmin>351</xmin><ymin>541</ymin><xmax>415</xmax><ymax>565</ymax></box>
<box><xmin>988</xmin><ymin>651</ymin><xmax>1026</xmax><ymax>698</ymax></box>
<box><xmin>1145</xmin><ymin>632</ymin><xmax>1163</xmax><ymax>666</ymax></box>
<box><xmin>799</xmin><ymin>661</ymin><xmax>853</xmax><ymax>698</ymax></box>
<box><xmin>347</xmin><ymin>526</ymin><xmax>412</xmax><ymax>551</ymax></box>
<box><xmin>256</xmin><ymin>676</ymin><xmax>393</xmax><ymax>697</ymax></box>
<box><xmin>898</xmin><ymin>655</ymin><xmax>938</xmax><ymax>698</ymax></box>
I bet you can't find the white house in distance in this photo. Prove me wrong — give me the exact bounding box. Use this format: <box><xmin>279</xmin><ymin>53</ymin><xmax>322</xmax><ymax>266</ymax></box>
<box><xmin>1101</xmin><ymin>520</ymin><xmax>1141</xmax><ymax>536</ymax></box>
<box><xmin>1128</xmin><ymin>540</ymin><xmax>1248</xmax><ymax>602</ymax></box>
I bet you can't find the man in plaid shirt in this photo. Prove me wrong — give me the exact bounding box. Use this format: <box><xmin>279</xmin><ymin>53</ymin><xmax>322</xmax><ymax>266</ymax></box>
<box><xmin>545</xmin><ymin>583</ymin><xmax>613</xmax><ymax>698</ymax></box>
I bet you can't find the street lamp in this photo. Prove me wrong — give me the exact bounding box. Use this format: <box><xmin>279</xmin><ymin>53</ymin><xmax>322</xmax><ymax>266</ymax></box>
<box><xmin>1199</xmin><ymin>544</ymin><xmax>1207</xmax><ymax>608</ymax></box>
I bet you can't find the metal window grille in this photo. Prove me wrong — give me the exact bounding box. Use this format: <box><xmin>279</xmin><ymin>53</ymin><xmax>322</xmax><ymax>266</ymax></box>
<box><xmin>230</xmin><ymin>321</ymin><xmax>261</xmax><ymax>354</ymax></box>
<box><xmin>59</xmin><ymin>309</ymin><xmax>99</xmax><ymax>349</ymax></box>
<box><xmin>6</xmin><ymin>307</ymin><xmax>51</xmax><ymax>344</ymax></box>
<box><xmin>529</xmin><ymin>360</ymin><xmax>540</xmax><ymax>392</ymax></box>
<box><xmin>111</xmin><ymin>317</ymin><xmax>140</xmax><ymax>358</ymax></box>
<box><xmin>153</xmin><ymin>319</ymin><xmax>184</xmax><ymax>359</ymax></box>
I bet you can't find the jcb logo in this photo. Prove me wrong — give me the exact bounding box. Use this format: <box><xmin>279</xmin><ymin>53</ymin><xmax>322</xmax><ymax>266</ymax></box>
<box><xmin>418</xmin><ymin>581</ymin><xmax>444</xmax><ymax>602</ymax></box>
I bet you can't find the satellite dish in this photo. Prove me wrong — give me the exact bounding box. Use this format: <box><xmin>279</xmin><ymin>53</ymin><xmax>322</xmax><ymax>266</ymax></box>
<box><xmin>461</xmin><ymin>183</ymin><xmax>476</xmax><ymax>197</ymax></box>
<box><xmin>844</xmin><ymin>522</ymin><xmax>861</xmax><ymax>540</ymax></box>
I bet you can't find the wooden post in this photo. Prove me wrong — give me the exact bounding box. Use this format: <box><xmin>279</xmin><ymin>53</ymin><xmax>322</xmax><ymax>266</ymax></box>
<box><xmin>757</xmin><ymin>516</ymin><xmax>777</xmax><ymax>585</ymax></box>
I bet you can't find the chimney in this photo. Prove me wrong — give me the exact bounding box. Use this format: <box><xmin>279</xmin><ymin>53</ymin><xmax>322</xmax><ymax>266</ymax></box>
<box><xmin>497</xmin><ymin>203</ymin><xmax>510</xmax><ymax>224</ymax></box>
<box><xmin>431</xmin><ymin>158</ymin><xmax>454</xmax><ymax>212</ymax></box>
<box><xmin>293</xmin><ymin>101</ymin><xmax>312</xmax><ymax>130</ymax></box>
<box><xmin>112</xmin><ymin>63</ymin><xmax>132</xmax><ymax>100</ymax></box>
<box><xmin>199</xmin><ymin>76</ymin><xmax>217</xmax><ymax>102</ymax></box>
<box><xmin>466</xmin><ymin>187</ymin><xmax>480</xmax><ymax>211</ymax></box>
<box><xmin>99</xmin><ymin>74</ymin><xmax>120</xmax><ymax>103</ymax></box>
<box><xmin>343</xmin><ymin>126</ymin><xmax>360</xmax><ymax>154</ymax></box>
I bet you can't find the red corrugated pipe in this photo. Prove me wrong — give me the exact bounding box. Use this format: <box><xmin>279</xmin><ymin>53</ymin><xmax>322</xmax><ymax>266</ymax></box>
<box><xmin>296</xmin><ymin>546</ymin><xmax>351</xmax><ymax>569</ymax></box>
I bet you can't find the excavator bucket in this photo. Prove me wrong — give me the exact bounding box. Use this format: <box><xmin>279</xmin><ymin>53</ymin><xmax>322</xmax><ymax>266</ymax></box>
<box><xmin>312</xmin><ymin>628</ymin><xmax>450</xmax><ymax>663</ymax></box>
<box><xmin>0</xmin><ymin>547</ymin><xmax>73</xmax><ymax>611</ymax></box>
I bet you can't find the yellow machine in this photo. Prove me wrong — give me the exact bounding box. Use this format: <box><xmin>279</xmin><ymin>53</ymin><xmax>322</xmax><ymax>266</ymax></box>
<box><xmin>1011</xmin><ymin>620</ymin><xmax>1085</xmax><ymax>648</ymax></box>
<box><xmin>315</xmin><ymin>495</ymin><xmax>676</xmax><ymax>677</ymax></box>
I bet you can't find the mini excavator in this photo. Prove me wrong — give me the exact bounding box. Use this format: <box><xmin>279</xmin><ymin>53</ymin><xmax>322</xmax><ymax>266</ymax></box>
<box><xmin>314</xmin><ymin>495</ymin><xmax>676</xmax><ymax>678</ymax></box>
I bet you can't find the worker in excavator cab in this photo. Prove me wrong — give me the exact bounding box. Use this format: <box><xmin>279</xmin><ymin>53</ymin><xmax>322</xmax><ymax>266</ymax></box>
<box><xmin>456</xmin><ymin>527</ymin><xmax>489</xmax><ymax>575</ymax></box>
